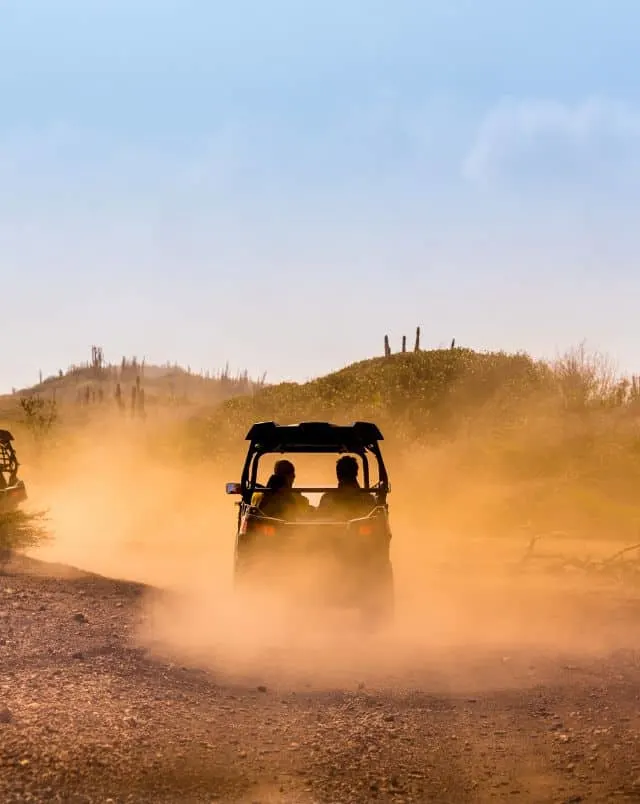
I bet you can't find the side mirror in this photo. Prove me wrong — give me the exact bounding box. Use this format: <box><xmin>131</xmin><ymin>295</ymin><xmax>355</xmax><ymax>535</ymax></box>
<box><xmin>226</xmin><ymin>482</ymin><xmax>242</xmax><ymax>495</ymax></box>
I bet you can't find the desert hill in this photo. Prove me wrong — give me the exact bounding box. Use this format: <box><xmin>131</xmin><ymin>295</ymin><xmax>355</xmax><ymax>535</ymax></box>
<box><xmin>0</xmin><ymin>346</ymin><xmax>267</xmax><ymax>422</ymax></box>
<box><xmin>194</xmin><ymin>346</ymin><xmax>550</xmax><ymax>448</ymax></box>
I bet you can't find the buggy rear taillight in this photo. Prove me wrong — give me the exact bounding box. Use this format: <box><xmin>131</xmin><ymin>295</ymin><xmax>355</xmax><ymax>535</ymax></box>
<box><xmin>357</xmin><ymin>524</ymin><xmax>373</xmax><ymax>536</ymax></box>
<box><xmin>241</xmin><ymin>517</ymin><xmax>276</xmax><ymax>537</ymax></box>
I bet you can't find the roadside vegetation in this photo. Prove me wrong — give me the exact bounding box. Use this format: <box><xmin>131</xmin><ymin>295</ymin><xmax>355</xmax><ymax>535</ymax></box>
<box><xmin>0</xmin><ymin>508</ymin><xmax>49</xmax><ymax>571</ymax></box>
<box><xmin>3</xmin><ymin>340</ymin><xmax>640</xmax><ymax>566</ymax></box>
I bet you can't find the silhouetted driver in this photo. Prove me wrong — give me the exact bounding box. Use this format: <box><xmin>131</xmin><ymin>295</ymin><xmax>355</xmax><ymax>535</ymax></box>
<box><xmin>253</xmin><ymin>459</ymin><xmax>313</xmax><ymax>520</ymax></box>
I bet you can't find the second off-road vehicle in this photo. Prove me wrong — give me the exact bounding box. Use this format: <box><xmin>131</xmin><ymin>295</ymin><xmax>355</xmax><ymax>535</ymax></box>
<box><xmin>0</xmin><ymin>429</ymin><xmax>27</xmax><ymax>510</ymax></box>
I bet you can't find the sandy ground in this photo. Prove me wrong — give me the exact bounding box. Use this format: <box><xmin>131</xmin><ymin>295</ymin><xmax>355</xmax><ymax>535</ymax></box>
<box><xmin>3</xmin><ymin>423</ymin><xmax>640</xmax><ymax>802</ymax></box>
<box><xmin>2</xmin><ymin>548</ymin><xmax>640</xmax><ymax>804</ymax></box>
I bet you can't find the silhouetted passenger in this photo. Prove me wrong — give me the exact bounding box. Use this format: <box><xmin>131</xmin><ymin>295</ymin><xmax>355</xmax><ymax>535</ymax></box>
<box><xmin>317</xmin><ymin>456</ymin><xmax>375</xmax><ymax>520</ymax></box>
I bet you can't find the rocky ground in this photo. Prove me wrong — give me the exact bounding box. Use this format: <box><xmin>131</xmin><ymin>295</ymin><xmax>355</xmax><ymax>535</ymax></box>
<box><xmin>2</xmin><ymin>555</ymin><xmax>640</xmax><ymax>803</ymax></box>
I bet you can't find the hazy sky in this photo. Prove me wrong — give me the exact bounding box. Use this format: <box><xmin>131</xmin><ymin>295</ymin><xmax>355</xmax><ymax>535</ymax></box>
<box><xmin>3</xmin><ymin>0</ymin><xmax>640</xmax><ymax>391</ymax></box>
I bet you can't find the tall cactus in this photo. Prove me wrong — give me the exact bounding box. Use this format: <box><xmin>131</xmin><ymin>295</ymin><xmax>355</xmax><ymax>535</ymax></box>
<box><xmin>414</xmin><ymin>326</ymin><xmax>421</xmax><ymax>352</ymax></box>
<box><xmin>115</xmin><ymin>383</ymin><xmax>124</xmax><ymax>411</ymax></box>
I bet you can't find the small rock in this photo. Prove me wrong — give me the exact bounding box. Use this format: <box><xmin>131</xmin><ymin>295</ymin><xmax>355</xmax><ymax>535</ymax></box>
<box><xmin>72</xmin><ymin>651</ymin><xmax>85</xmax><ymax>660</ymax></box>
<box><xmin>73</xmin><ymin>613</ymin><xmax>88</xmax><ymax>624</ymax></box>
<box><xmin>257</xmin><ymin>685</ymin><xmax>267</xmax><ymax>693</ymax></box>
<box><xmin>0</xmin><ymin>708</ymin><xmax>12</xmax><ymax>724</ymax></box>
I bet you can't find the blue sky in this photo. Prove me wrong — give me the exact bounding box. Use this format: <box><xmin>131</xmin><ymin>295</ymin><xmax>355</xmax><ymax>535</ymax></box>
<box><xmin>2</xmin><ymin>0</ymin><xmax>640</xmax><ymax>391</ymax></box>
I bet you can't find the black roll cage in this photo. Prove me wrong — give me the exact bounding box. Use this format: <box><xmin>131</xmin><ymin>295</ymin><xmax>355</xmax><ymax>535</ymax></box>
<box><xmin>238</xmin><ymin>421</ymin><xmax>390</xmax><ymax>505</ymax></box>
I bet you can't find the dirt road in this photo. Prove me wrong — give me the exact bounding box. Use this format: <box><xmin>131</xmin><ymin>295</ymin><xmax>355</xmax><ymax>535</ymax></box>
<box><xmin>2</xmin><ymin>554</ymin><xmax>640</xmax><ymax>803</ymax></box>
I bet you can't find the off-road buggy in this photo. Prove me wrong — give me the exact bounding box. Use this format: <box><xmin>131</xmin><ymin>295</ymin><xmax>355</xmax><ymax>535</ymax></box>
<box><xmin>226</xmin><ymin>421</ymin><xmax>394</xmax><ymax>628</ymax></box>
<box><xmin>0</xmin><ymin>429</ymin><xmax>27</xmax><ymax>510</ymax></box>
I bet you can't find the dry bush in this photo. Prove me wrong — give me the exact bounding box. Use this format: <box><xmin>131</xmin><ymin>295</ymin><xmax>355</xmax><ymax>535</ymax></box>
<box><xmin>0</xmin><ymin>508</ymin><xmax>50</xmax><ymax>571</ymax></box>
<box><xmin>19</xmin><ymin>393</ymin><xmax>58</xmax><ymax>440</ymax></box>
<box><xmin>552</xmin><ymin>341</ymin><xmax>621</xmax><ymax>410</ymax></box>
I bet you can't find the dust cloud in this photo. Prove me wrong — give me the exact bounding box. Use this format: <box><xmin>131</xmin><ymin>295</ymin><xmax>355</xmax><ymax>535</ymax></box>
<box><xmin>26</xmin><ymin>415</ymin><xmax>231</xmax><ymax>590</ymax></box>
<box><xmin>22</xmin><ymin>409</ymin><xmax>640</xmax><ymax>694</ymax></box>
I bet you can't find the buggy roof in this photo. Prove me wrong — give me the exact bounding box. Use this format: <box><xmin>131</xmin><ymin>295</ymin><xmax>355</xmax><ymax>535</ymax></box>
<box><xmin>0</xmin><ymin>429</ymin><xmax>14</xmax><ymax>444</ymax></box>
<box><xmin>245</xmin><ymin>421</ymin><xmax>383</xmax><ymax>453</ymax></box>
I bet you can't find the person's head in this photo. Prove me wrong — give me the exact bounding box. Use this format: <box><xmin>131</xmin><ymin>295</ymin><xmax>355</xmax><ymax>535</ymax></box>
<box><xmin>336</xmin><ymin>455</ymin><xmax>359</xmax><ymax>486</ymax></box>
<box><xmin>273</xmin><ymin>459</ymin><xmax>295</xmax><ymax>488</ymax></box>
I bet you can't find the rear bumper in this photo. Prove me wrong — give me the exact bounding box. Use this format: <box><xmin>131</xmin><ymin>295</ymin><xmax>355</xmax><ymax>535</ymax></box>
<box><xmin>235</xmin><ymin>531</ymin><xmax>393</xmax><ymax>601</ymax></box>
